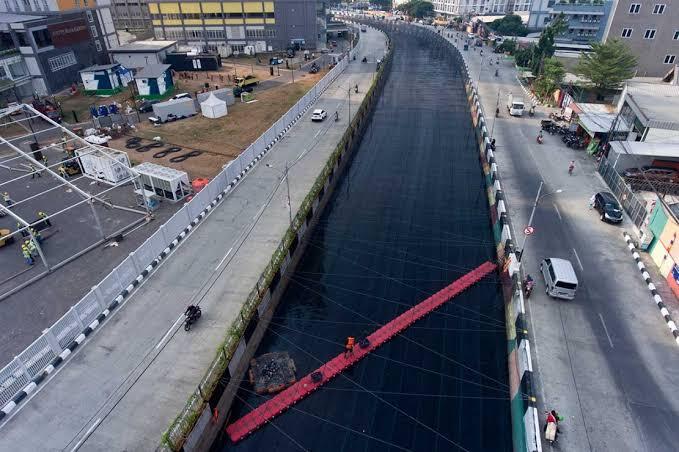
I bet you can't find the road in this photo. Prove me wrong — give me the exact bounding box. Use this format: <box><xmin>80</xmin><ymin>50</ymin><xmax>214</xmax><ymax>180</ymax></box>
<box><xmin>0</xmin><ymin>27</ymin><xmax>388</xmax><ymax>451</ymax></box>
<box><xmin>445</xmin><ymin>29</ymin><xmax>679</xmax><ymax>452</ymax></box>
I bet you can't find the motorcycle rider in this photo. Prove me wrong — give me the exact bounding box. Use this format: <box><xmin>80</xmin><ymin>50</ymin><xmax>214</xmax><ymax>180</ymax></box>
<box><xmin>334</xmin><ymin>111</ymin><xmax>339</xmax><ymax>121</ymax></box>
<box><xmin>185</xmin><ymin>304</ymin><xmax>200</xmax><ymax>320</ymax></box>
<box><xmin>544</xmin><ymin>410</ymin><xmax>562</xmax><ymax>443</ymax></box>
<box><xmin>568</xmin><ymin>160</ymin><xmax>575</xmax><ymax>175</ymax></box>
<box><xmin>537</xmin><ymin>131</ymin><xmax>544</xmax><ymax>144</ymax></box>
<box><xmin>523</xmin><ymin>274</ymin><xmax>534</xmax><ymax>297</ymax></box>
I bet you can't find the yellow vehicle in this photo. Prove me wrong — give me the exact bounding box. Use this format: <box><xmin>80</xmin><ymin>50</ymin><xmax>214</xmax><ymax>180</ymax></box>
<box><xmin>235</xmin><ymin>75</ymin><xmax>260</xmax><ymax>89</ymax></box>
<box><xmin>0</xmin><ymin>228</ymin><xmax>15</xmax><ymax>248</ymax></box>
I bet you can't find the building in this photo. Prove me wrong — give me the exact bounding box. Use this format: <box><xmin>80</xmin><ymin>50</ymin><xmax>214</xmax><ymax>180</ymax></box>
<box><xmin>615</xmin><ymin>81</ymin><xmax>679</xmax><ymax>142</ymax></box>
<box><xmin>109</xmin><ymin>39</ymin><xmax>177</xmax><ymax>68</ymax></box>
<box><xmin>0</xmin><ymin>11</ymin><xmax>109</xmax><ymax>98</ymax></box>
<box><xmin>110</xmin><ymin>0</ymin><xmax>152</xmax><ymax>32</ymax></box>
<box><xmin>148</xmin><ymin>0</ymin><xmax>325</xmax><ymax>54</ymax></box>
<box><xmin>432</xmin><ymin>0</ymin><xmax>510</xmax><ymax>17</ymax></box>
<box><xmin>528</xmin><ymin>0</ymin><xmax>612</xmax><ymax>44</ymax></box>
<box><xmin>133</xmin><ymin>63</ymin><xmax>173</xmax><ymax>97</ymax></box>
<box><xmin>0</xmin><ymin>0</ymin><xmax>119</xmax><ymax>50</ymax></box>
<box><xmin>0</xmin><ymin>31</ymin><xmax>32</xmax><ymax>102</ymax></box>
<box><xmin>602</xmin><ymin>1</ymin><xmax>679</xmax><ymax>77</ymax></box>
<box><xmin>79</xmin><ymin>62</ymin><xmax>132</xmax><ymax>94</ymax></box>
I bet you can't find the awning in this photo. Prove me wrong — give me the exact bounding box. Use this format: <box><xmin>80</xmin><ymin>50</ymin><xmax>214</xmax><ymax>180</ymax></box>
<box><xmin>577</xmin><ymin>113</ymin><xmax>631</xmax><ymax>135</ymax></box>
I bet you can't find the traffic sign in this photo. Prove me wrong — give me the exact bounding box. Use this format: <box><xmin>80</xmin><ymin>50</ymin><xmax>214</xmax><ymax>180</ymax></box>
<box><xmin>524</xmin><ymin>226</ymin><xmax>534</xmax><ymax>235</ymax></box>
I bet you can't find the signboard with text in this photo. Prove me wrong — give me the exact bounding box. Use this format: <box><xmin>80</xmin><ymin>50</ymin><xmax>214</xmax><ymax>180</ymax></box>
<box><xmin>48</xmin><ymin>19</ymin><xmax>91</xmax><ymax>48</ymax></box>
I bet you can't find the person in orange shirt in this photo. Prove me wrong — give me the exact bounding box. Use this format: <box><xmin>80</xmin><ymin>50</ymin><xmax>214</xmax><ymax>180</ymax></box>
<box><xmin>344</xmin><ymin>337</ymin><xmax>355</xmax><ymax>357</ymax></box>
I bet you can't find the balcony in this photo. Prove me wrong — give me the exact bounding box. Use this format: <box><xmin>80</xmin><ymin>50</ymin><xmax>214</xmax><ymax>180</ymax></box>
<box><xmin>552</xmin><ymin>1</ymin><xmax>606</xmax><ymax>14</ymax></box>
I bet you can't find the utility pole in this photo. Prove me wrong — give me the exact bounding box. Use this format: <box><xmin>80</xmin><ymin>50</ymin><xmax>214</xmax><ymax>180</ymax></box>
<box><xmin>517</xmin><ymin>181</ymin><xmax>562</xmax><ymax>261</ymax></box>
<box><xmin>490</xmin><ymin>89</ymin><xmax>500</xmax><ymax>138</ymax></box>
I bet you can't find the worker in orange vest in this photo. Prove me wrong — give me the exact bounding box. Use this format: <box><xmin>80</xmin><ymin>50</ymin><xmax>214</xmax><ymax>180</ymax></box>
<box><xmin>344</xmin><ymin>336</ymin><xmax>355</xmax><ymax>357</ymax></box>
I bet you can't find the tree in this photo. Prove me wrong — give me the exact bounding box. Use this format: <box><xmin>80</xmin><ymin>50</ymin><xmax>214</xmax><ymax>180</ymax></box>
<box><xmin>372</xmin><ymin>0</ymin><xmax>392</xmax><ymax>11</ymax></box>
<box><xmin>575</xmin><ymin>39</ymin><xmax>638</xmax><ymax>90</ymax></box>
<box><xmin>496</xmin><ymin>39</ymin><xmax>517</xmax><ymax>54</ymax></box>
<box><xmin>531</xmin><ymin>13</ymin><xmax>567</xmax><ymax>75</ymax></box>
<box><xmin>514</xmin><ymin>45</ymin><xmax>534</xmax><ymax>68</ymax></box>
<box><xmin>396</xmin><ymin>0</ymin><xmax>433</xmax><ymax>18</ymax></box>
<box><xmin>533</xmin><ymin>57</ymin><xmax>565</xmax><ymax>99</ymax></box>
<box><xmin>489</xmin><ymin>14</ymin><xmax>528</xmax><ymax>37</ymax></box>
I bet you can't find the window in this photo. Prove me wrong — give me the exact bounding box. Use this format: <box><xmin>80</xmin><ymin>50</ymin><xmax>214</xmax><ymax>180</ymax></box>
<box><xmin>32</xmin><ymin>29</ymin><xmax>53</xmax><ymax>48</ymax></box>
<box><xmin>644</xmin><ymin>29</ymin><xmax>656</xmax><ymax>39</ymax></box>
<box><xmin>674</xmin><ymin>30</ymin><xmax>679</xmax><ymax>40</ymax></box>
<box><xmin>86</xmin><ymin>10</ymin><xmax>94</xmax><ymax>22</ymax></box>
<box><xmin>95</xmin><ymin>39</ymin><xmax>102</xmax><ymax>51</ymax></box>
<box><xmin>8</xmin><ymin>61</ymin><xmax>27</xmax><ymax>77</ymax></box>
<box><xmin>652</xmin><ymin>4</ymin><xmax>665</xmax><ymax>14</ymax></box>
<box><xmin>15</xmin><ymin>31</ymin><xmax>28</xmax><ymax>47</ymax></box>
<box><xmin>629</xmin><ymin>3</ymin><xmax>640</xmax><ymax>13</ymax></box>
<box><xmin>4</xmin><ymin>0</ymin><xmax>12</xmax><ymax>11</ymax></box>
<box><xmin>48</xmin><ymin>51</ymin><xmax>77</xmax><ymax>71</ymax></box>
<box><xmin>231</xmin><ymin>44</ymin><xmax>244</xmax><ymax>53</ymax></box>
<box><xmin>621</xmin><ymin>28</ymin><xmax>633</xmax><ymax>38</ymax></box>
<box><xmin>90</xmin><ymin>25</ymin><xmax>97</xmax><ymax>37</ymax></box>
<box><xmin>664</xmin><ymin>55</ymin><xmax>676</xmax><ymax>64</ymax></box>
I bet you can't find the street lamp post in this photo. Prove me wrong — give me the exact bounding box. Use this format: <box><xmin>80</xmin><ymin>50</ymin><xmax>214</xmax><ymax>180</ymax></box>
<box><xmin>490</xmin><ymin>89</ymin><xmax>500</xmax><ymax>138</ymax></box>
<box><xmin>517</xmin><ymin>181</ymin><xmax>563</xmax><ymax>262</ymax></box>
<box><xmin>266</xmin><ymin>162</ymin><xmax>292</xmax><ymax>227</ymax></box>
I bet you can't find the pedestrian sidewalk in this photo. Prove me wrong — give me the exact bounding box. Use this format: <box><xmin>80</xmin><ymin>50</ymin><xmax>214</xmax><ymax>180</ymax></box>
<box><xmin>0</xmin><ymin>29</ymin><xmax>388</xmax><ymax>452</ymax></box>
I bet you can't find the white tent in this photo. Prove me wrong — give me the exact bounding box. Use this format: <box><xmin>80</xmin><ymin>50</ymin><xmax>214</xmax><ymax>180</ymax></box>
<box><xmin>200</xmin><ymin>93</ymin><xmax>227</xmax><ymax>119</ymax></box>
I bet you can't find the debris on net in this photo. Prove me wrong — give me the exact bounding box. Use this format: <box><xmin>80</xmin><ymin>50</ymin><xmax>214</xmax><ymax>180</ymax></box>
<box><xmin>248</xmin><ymin>352</ymin><xmax>297</xmax><ymax>394</ymax></box>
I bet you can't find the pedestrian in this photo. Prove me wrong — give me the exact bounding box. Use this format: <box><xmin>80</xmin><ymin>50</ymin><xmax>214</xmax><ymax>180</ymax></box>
<box><xmin>21</xmin><ymin>243</ymin><xmax>34</xmax><ymax>265</ymax></box>
<box><xmin>42</xmin><ymin>155</ymin><xmax>48</xmax><ymax>169</ymax></box>
<box><xmin>29</xmin><ymin>162</ymin><xmax>41</xmax><ymax>179</ymax></box>
<box><xmin>2</xmin><ymin>192</ymin><xmax>14</xmax><ymax>207</ymax></box>
<box><xmin>568</xmin><ymin>160</ymin><xmax>575</xmax><ymax>175</ymax></box>
<box><xmin>37</xmin><ymin>211</ymin><xmax>51</xmax><ymax>227</ymax></box>
<box><xmin>344</xmin><ymin>336</ymin><xmax>355</xmax><ymax>357</ymax></box>
<box><xmin>491</xmin><ymin>138</ymin><xmax>496</xmax><ymax>151</ymax></box>
<box><xmin>30</xmin><ymin>227</ymin><xmax>43</xmax><ymax>244</ymax></box>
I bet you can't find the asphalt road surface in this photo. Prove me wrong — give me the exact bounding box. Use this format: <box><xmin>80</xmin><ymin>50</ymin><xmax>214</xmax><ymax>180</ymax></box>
<box><xmin>219</xmin><ymin>28</ymin><xmax>511</xmax><ymax>452</ymax></box>
<box><xmin>447</xmin><ymin>29</ymin><xmax>679</xmax><ymax>452</ymax></box>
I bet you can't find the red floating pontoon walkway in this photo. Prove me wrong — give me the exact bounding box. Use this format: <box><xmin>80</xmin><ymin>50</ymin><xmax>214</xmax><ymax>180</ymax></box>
<box><xmin>226</xmin><ymin>261</ymin><xmax>497</xmax><ymax>443</ymax></box>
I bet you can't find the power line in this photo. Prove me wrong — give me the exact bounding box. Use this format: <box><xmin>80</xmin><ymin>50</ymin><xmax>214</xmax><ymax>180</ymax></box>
<box><xmin>268</xmin><ymin>328</ymin><xmax>471</xmax><ymax>452</ymax></box>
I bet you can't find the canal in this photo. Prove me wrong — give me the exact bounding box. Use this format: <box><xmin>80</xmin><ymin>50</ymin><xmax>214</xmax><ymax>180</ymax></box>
<box><xmin>216</xmin><ymin>28</ymin><xmax>512</xmax><ymax>452</ymax></box>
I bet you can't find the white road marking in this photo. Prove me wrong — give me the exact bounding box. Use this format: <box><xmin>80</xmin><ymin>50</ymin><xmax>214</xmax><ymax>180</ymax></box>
<box><xmin>553</xmin><ymin>203</ymin><xmax>562</xmax><ymax>221</ymax></box>
<box><xmin>253</xmin><ymin>204</ymin><xmax>266</xmax><ymax>220</ymax></box>
<box><xmin>573</xmin><ymin>248</ymin><xmax>584</xmax><ymax>271</ymax></box>
<box><xmin>155</xmin><ymin>315</ymin><xmax>184</xmax><ymax>350</ymax></box>
<box><xmin>214</xmin><ymin>247</ymin><xmax>233</xmax><ymax>271</ymax></box>
<box><xmin>313</xmin><ymin>129</ymin><xmax>322</xmax><ymax>139</ymax></box>
<box><xmin>69</xmin><ymin>418</ymin><xmax>102</xmax><ymax>452</ymax></box>
<box><xmin>599</xmin><ymin>313</ymin><xmax>614</xmax><ymax>348</ymax></box>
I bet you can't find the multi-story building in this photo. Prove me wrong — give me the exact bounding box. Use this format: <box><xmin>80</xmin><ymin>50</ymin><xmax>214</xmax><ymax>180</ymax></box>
<box><xmin>0</xmin><ymin>0</ymin><xmax>118</xmax><ymax>50</ymax></box>
<box><xmin>602</xmin><ymin>1</ymin><xmax>679</xmax><ymax>77</ymax></box>
<box><xmin>528</xmin><ymin>0</ymin><xmax>612</xmax><ymax>44</ymax></box>
<box><xmin>431</xmin><ymin>0</ymin><xmax>510</xmax><ymax>17</ymax></box>
<box><xmin>110</xmin><ymin>0</ymin><xmax>152</xmax><ymax>32</ymax></box>
<box><xmin>148</xmin><ymin>0</ymin><xmax>325</xmax><ymax>54</ymax></box>
<box><xmin>0</xmin><ymin>11</ymin><xmax>109</xmax><ymax>98</ymax></box>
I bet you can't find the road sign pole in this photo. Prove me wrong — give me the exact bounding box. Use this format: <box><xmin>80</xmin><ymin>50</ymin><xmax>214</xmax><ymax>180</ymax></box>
<box><xmin>518</xmin><ymin>180</ymin><xmax>543</xmax><ymax>262</ymax></box>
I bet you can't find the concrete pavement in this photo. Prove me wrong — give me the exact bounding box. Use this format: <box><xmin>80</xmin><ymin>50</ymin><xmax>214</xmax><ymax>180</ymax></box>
<box><xmin>0</xmin><ymin>27</ymin><xmax>388</xmax><ymax>451</ymax></box>
<box><xmin>447</xmin><ymin>30</ymin><xmax>679</xmax><ymax>451</ymax></box>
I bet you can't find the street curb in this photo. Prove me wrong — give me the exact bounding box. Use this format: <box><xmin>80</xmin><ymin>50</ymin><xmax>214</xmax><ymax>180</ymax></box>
<box><xmin>623</xmin><ymin>232</ymin><xmax>679</xmax><ymax>345</ymax></box>
<box><xmin>0</xmin><ymin>66</ymin><xmax>347</xmax><ymax>423</ymax></box>
<box><xmin>515</xmin><ymin>74</ymin><xmax>540</xmax><ymax>107</ymax></box>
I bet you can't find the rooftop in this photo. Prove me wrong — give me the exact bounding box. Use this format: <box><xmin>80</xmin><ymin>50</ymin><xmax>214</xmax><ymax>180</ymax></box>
<box><xmin>134</xmin><ymin>64</ymin><xmax>171</xmax><ymax>79</ymax></box>
<box><xmin>624</xmin><ymin>81</ymin><xmax>679</xmax><ymax>130</ymax></box>
<box><xmin>609</xmin><ymin>141</ymin><xmax>679</xmax><ymax>159</ymax></box>
<box><xmin>109</xmin><ymin>40</ymin><xmax>177</xmax><ymax>53</ymax></box>
<box><xmin>0</xmin><ymin>13</ymin><xmax>45</xmax><ymax>24</ymax></box>
<box><xmin>578</xmin><ymin>112</ymin><xmax>631</xmax><ymax>134</ymax></box>
<box><xmin>79</xmin><ymin>63</ymin><xmax>121</xmax><ymax>72</ymax></box>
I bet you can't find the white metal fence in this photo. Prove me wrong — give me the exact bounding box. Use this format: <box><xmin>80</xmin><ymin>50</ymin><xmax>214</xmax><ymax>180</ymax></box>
<box><xmin>0</xmin><ymin>55</ymin><xmax>349</xmax><ymax>412</ymax></box>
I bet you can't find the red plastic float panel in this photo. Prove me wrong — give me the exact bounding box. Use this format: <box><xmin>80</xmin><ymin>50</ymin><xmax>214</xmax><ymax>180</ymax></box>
<box><xmin>226</xmin><ymin>261</ymin><xmax>497</xmax><ymax>443</ymax></box>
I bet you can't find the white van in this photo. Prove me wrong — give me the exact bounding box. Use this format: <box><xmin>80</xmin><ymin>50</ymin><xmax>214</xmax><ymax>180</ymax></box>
<box><xmin>540</xmin><ymin>258</ymin><xmax>578</xmax><ymax>300</ymax></box>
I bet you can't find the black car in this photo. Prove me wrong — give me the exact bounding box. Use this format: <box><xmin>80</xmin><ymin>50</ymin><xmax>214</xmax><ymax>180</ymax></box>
<box><xmin>137</xmin><ymin>100</ymin><xmax>159</xmax><ymax>113</ymax></box>
<box><xmin>593</xmin><ymin>192</ymin><xmax>623</xmax><ymax>223</ymax></box>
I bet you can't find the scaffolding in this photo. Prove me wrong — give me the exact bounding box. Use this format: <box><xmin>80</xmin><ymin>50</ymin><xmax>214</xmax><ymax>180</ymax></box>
<box><xmin>0</xmin><ymin>103</ymin><xmax>148</xmax><ymax>295</ymax></box>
